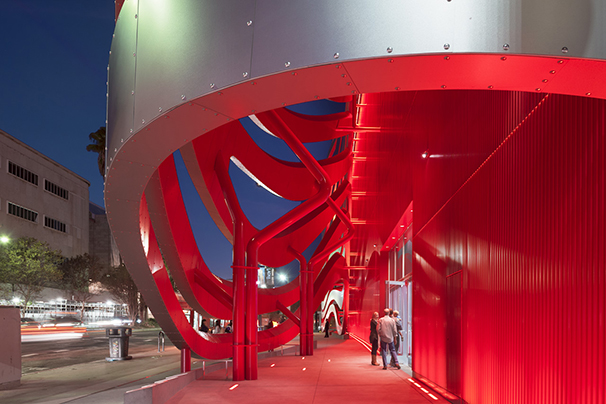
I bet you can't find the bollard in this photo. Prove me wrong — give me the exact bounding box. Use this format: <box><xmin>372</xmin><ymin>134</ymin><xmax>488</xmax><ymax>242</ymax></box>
<box><xmin>158</xmin><ymin>331</ymin><xmax>165</xmax><ymax>352</ymax></box>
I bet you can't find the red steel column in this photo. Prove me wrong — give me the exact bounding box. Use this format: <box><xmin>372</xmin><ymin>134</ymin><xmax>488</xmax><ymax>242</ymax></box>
<box><xmin>214</xmin><ymin>154</ymin><xmax>247</xmax><ymax>381</ymax></box>
<box><xmin>232</xmin><ymin>221</ymin><xmax>246</xmax><ymax>381</ymax></box>
<box><xmin>244</xmin><ymin>263</ymin><xmax>259</xmax><ymax>379</ymax></box>
<box><xmin>289</xmin><ymin>247</ymin><xmax>308</xmax><ymax>356</ymax></box>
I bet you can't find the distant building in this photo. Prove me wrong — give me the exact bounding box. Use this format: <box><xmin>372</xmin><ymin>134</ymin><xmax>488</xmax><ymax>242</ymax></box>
<box><xmin>0</xmin><ymin>129</ymin><xmax>89</xmax><ymax>257</ymax></box>
<box><xmin>89</xmin><ymin>201</ymin><xmax>120</xmax><ymax>269</ymax></box>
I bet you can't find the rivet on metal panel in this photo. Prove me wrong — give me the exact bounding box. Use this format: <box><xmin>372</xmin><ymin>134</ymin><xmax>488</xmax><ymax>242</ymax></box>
<box><xmin>282</xmin><ymin>103</ymin><xmax>286</xmax><ymax>106</ymax></box>
<box><xmin>351</xmin><ymin>91</ymin><xmax>356</xmax><ymax>94</ymax></box>
<box><xmin>291</xmin><ymin>72</ymin><xmax>297</xmax><ymax>76</ymax></box>
<box><xmin>129</xmin><ymin>129</ymin><xmax>133</xmax><ymax>133</ymax></box>
<box><xmin>341</xmin><ymin>74</ymin><xmax>347</xmax><ymax>78</ymax></box>
<box><xmin>441</xmin><ymin>85</ymin><xmax>447</xmax><ymax>89</ymax></box>
<box><xmin>109</xmin><ymin>50</ymin><xmax>111</xmax><ymax>55</ymax></box>
<box><xmin>188</xmin><ymin>103</ymin><xmax>192</xmax><ymax>106</ymax></box>
<box><xmin>243</xmin><ymin>72</ymin><xmax>248</xmax><ymax>78</ymax></box>
<box><xmin>336</xmin><ymin>65</ymin><xmax>341</xmax><ymax>68</ymax></box>
<box><xmin>586</xmin><ymin>92</ymin><xmax>592</xmax><ymax>96</ymax></box>
<box><xmin>215</xmin><ymin>113</ymin><xmax>218</xmax><ymax>116</ymax></box>
<box><xmin>501</xmin><ymin>56</ymin><xmax>507</xmax><ymax>61</ymax></box>
<box><xmin>536</xmin><ymin>88</ymin><xmax>541</xmax><ymax>91</ymax></box>
<box><xmin>557</xmin><ymin>60</ymin><xmax>564</xmax><ymax>64</ymax></box>
<box><xmin>142</xmin><ymin>119</ymin><xmax>145</xmax><ymax>124</ymax></box>
<box><xmin>181</xmin><ymin>95</ymin><xmax>186</xmax><ymax>100</ymax></box>
<box><xmin>488</xmin><ymin>85</ymin><xmax>493</xmax><ymax>89</ymax></box>
<box><xmin>443</xmin><ymin>43</ymin><xmax>450</xmax><ymax>50</ymax></box>
<box><xmin>561</xmin><ymin>47</ymin><xmax>568</xmax><ymax>53</ymax></box>
<box><xmin>251</xmin><ymin>110</ymin><xmax>256</xmax><ymax>113</ymax></box>
<box><xmin>158</xmin><ymin>107</ymin><xmax>162</xmax><ymax>112</ymax></box>
<box><xmin>121</xmin><ymin>139</ymin><xmax>123</xmax><ymax>143</ymax></box>
<box><xmin>387</xmin><ymin>47</ymin><xmax>393</xmax><ymax>53</ymax></box>
<box><xmin>114</xmin><ymin>148</ymin><xmax>117</xmax><ymax>152</ymax></box>
<box><xmin>133</xmin><ymin>52</ymin><xmax>136</xmax><ymax>57</ymax></box>
<box><xmin>247</xmin><ymin>20</ymin><xmax>253</xmax><ymax>26</ymax></box>
<box><xmin>395</xmin><ymin>87</ymin><xmax>400</xmax><ymax>91</ymax></box>
<box><xmin>210</xmin><ymin>83</ymin><xmax>216</xmax><ymax>89</ymax></box>
<box><xmin>218</xmin><ymin>92</ymin><xmax>223</xmax><ymax>96</ymax></box>
<box><xmin>134</xmin><ymin>14</ymin><xmax>137</xmax><ymax>19</ymax></box>
<box><xmin>315</xmin><ymin>96</ymin><xmax>319</xmax><ymax>99</ymax></box>
<box><xmin>252</xmin><ymin>81</ymin><xmax>256</xmax><ymax>85</ymax></box>
<box><xmin>347</xmin><ymin>82</ymin><xmax>351</xmax><ymax>86</ymax></box>
<box><xmin>550</xmin><ymin>70</ymin><xmax>556</xmax><ymax>74</ymax></box>
<box><xmin>334</xmin><ymin>53</ymin><xmax>340</xmax><ymax>59</ymax></box>
<box><xmin>444</xmin><ymin>56</ymin><xmax>450</xmax><ymax>60</ymax></box>
<box><xmin>542</xmin><ymin>79</ymin><xmax>548</xmax><ymax>83</ymax></box>
<box><xmin>131</xmin><ymin>90</ymin><xmax>135</xmax><ymax>95</ymax></box>
<box><xmin>285</xmin><ymin>62</ymin><xmax>291</xmax><ymax>67</ymax></box>
<box><xmin>388</xmin><ymin>59</ymin><xmax>394</xmax><ymax>63</ymax></box>
<box><xmin>502</xmin><ymin>43</ymin><xmax>509</xmax><ymax>51</ymax></box>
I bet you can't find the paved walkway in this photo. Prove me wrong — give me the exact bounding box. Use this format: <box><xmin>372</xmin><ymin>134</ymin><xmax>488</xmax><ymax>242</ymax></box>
<box><xmin>0</xmin><ymin>334</ymin><xmax>449</xmax><ymax>403</ymax></box>
<box><xmin>165</xmin><ymin>336</ymin><xmax>448</xmax><ymax>404</ymax></box>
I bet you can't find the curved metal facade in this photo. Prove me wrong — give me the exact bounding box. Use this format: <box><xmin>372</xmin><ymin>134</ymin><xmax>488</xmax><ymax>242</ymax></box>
<box><xmin>106</xmin><ymin>0</ymin><xmax>606</xmax><ymax>400</ymax></box>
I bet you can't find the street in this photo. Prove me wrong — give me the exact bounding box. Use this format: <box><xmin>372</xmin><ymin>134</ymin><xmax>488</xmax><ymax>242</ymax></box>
<box><xmin>21</xmin><ymin>328</ymin><xmax>170</xmax><ymax>374</ymax></box>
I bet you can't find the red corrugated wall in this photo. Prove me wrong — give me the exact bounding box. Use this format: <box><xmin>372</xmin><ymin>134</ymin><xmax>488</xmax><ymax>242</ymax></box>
<box><xmin>412</xmin><ymin>92</ymin><xmax>606</xmax><ymax>403</ymax></box>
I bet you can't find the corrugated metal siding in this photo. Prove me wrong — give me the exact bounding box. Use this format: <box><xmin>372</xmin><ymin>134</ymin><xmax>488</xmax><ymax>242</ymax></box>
<box><xmin>413</xmin><ymin>93</ymin><xmax>606</xmax><ymax>403</ymax></box>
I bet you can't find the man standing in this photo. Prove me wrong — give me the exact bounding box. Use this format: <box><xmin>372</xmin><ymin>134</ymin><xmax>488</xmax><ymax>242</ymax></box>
<box><xmin>377</xmin><ymin>308</ymin><xmax>400</xmax><ymax>370</ymax></box>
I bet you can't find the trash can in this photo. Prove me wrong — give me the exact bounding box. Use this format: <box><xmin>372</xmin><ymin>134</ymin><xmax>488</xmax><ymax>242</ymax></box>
<box><xmin>106</xmin><ymin>327</ymin><xmax>133</xmax><ymax>361</ymax></box>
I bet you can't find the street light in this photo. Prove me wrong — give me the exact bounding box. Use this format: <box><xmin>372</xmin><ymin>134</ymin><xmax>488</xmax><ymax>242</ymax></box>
<box><xmin>0</xmin><ymin>235</ymin><xmax>9</xmax><ymax>244</ymax></box>
<box><xmin>277</xmin><ymin>273</ymin><xmax>288</xmax><ymax>283</ymax></box>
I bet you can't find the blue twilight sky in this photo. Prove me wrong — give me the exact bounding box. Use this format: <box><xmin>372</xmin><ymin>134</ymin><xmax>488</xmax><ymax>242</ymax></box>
<box><xmin>1</xmin><ymin>0</ymin><xmax>114</xmax><ymax>207</ymax></box>
<box><xmin>1</xmin><ymin>1</ymin><xmax>344</xmax><ymax>280</ymax></box>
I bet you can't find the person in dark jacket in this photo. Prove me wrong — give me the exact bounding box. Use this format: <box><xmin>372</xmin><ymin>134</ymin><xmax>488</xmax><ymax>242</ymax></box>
<box><xmin>369</xmin><ymin>312</ymin><xmax>380</xmax><ymax>366</ymax></box>
<box><xmin>324</xmin><ymin>317</ymin><xmax>331</xmax><ymax>338</ymax></box>
<box><xmin>199</xmin><ymin>319</ymin><xmax>209</xmax><ymax>333</ymax></box>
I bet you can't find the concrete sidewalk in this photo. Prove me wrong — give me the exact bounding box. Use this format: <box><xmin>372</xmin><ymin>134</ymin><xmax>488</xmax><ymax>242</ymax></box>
<box><xmin>164</xmin><ymin>336</ymin><xmax>449</xmax><ymax>404</ymax></box>
<box><xmin>0</xmin><ymin>345</ymin><xmax>192</xmax><ymax>404</ymax></box>
<box><xmin>1</xmin><ymin>333</ymin><xmax>451</xmax><ymax>404</ymax></box>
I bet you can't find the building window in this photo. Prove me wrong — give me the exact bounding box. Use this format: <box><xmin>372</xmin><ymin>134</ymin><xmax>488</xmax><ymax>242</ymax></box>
<box><xmin>44</xmin><ymin>179</ymin><xmax>69</xmax><ymax>200</ymax></box>
<box><xmin>44</xmin><ymin>216</ymin><xmax>67</xmax><ymax>233</ymax></box>
<box><xmin>7</xmin><ymin>202</ymin><xmax>38</xmax><ymax>223</ymax></box>
<box><xmin>8</xmin><ymin>161</ymin><xmax>38</xmax><ymax>186</ymax></box>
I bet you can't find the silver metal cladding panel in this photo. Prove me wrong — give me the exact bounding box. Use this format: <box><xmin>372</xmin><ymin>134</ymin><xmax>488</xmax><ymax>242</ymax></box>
<box><xmin>107</xmin><ymin>0</ymin><xmax>606</xmax><ymax>165</ymax></box>
<box><xmin>133</xmin><ymin>0</ymin><xmax>256</xmax><ymax>133</ymax></box>
<box><xmin>520</xmin><ymin>0</ymin><xmax>603</xmax><ymax>57</ymax></box>
<box><xmin>107</xmin><ymin>0</ymin><xmax>138</xmax><ymax>169</ymax></box>
<box><xmin>251</xmin><ymin>0</ymin><xmax>452</xmax><ymax>77</ymax></box>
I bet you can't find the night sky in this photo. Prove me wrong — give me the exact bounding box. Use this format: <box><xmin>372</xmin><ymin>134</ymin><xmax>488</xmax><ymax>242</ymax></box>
<box><xmin>1</xmin><ymin>0</ymin><xmax>114</xmax><ymax>207</ymax></box>
<box><xmin>1</xmin><ymin>1</ymin><xmax>342</xmax><ymax>280</ymax></box>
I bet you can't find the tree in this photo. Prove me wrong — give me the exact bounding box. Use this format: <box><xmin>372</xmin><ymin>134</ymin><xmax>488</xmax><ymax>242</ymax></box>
<box><xmin>86</xmin><ymin>126</ymin><xmax>106</xmax><ymax>178</ymax></box>
<box><xmin>59</xmin><ymin>254</ymin><xmax>104</xmax><ymax>321</ymax></box>
<box><xmin>101</xmin><ymin>263</ymin><xmax>139</xmax><ymax>323</ymax></box>
<box><xmin>0</xmin><ymin>237</ymin><xmax>63</xmax><ymax>317</ymax></box>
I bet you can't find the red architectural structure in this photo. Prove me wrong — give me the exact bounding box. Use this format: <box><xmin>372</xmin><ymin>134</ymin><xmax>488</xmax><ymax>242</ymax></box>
<box><xmin>106</xmin><ymin>2</ymin><xmax>606</xmax><ymax>402</ymax></box>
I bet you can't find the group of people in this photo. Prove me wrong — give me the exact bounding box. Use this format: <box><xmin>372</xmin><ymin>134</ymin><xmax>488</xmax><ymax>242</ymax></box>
<box><xmin>199</xmin><ymin>318</ymin><xmax>233</xmax><ymax>334</ymax></box>
<box><xmin>369</xmin><ymin>308</ymin><xmax>403</xmax><ymax>370</ymax></box>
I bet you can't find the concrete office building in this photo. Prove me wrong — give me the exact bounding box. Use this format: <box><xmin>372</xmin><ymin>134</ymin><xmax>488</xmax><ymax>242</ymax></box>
<box><xmin>0</xmin><ymin>129</ymin><xmax>89</xmax><ymax>257</ymax></box>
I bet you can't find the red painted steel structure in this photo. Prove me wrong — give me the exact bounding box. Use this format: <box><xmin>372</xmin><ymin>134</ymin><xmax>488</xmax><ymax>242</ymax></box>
<box><xmin>110</xmin><ymin>3</ymin><xmax>606</xmax><ymax>400</ymax></box>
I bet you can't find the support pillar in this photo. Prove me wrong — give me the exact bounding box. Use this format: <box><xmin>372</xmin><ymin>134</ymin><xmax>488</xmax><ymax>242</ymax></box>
<box><xmin>181</xmin><ymin>347</ymin><xmax>191</xmax><ymax>373</ymax></box>
<box><xmin>232</xmin><ymin>222</ymin><xmax>246</xmax><ymax>381</ymax></box>
<box><xmin>306</xmin><ymin>267</ymin><xmax>314</xmax><ymax>355</ymax></box>
<box><xmin>245</xmin><ymin>264</ymin><xmax>258</xmax><ymax>380</ymax></box>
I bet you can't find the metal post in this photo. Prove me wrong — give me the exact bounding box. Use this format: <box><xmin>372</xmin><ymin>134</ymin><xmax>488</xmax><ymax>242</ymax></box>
<box><xmin>181</xmin><ymin>347</ymin><xmax>191</xmax><ymax>373</ymax></box>
<box><xmin>288</xmin><ymin>246</ymin><xmax>307</xmax><ymax>357</ymax></box>
<box><xmin>244</xmin><ymin>263</ymin><xmax>258</xmax><ymax>380</ymax></box>
<box><xmin>232</xmin><ymin>221</ymin><xmax>246</xmax><ymax>381</ymax></box>
<box><xmin>158</xmin><ymin>331</ymin><xmax>165</xmax><ymax>352</ymax></box>
<box><xmin>215</xmin><ymin>155</ymin><xmax>247</xmax><ymax>381</ymax></box>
